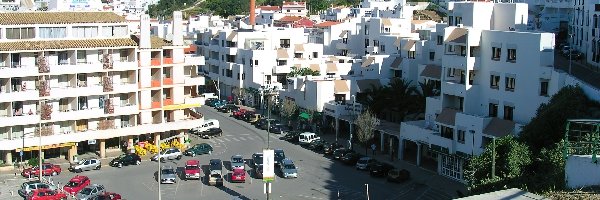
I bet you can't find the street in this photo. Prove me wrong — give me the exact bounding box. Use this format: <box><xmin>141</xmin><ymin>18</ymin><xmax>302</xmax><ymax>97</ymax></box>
<box><xmin>0</xmin><ymin>106</ymin><xmax>453</xmax><ymax>200</ymax></box>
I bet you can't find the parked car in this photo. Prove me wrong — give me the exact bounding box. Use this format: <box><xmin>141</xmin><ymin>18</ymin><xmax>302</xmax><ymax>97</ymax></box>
<box><xmin>184</xmin><ymin>160</ymin><xmax>202</xmax><ymax>180</ymax></box>
<box><xmin>214</xmin><ymin>101</ymin><xmax>227</xmax><ymax>109</ymax></box>
<box><xmin>280</xmin><ymin>131</ymin><xmax>301</xmax><ymax>143</ymax></box>
<box><xmin>323</xmin><ymin>142</ymin><xmax>344</xmax><ymax>155</ymax></box>
<box><xmin>205</xmin><ymin>98</ymin><xmax>219</xmax><ymax>107</ymax></box>
<box><xmin>568</xmin><ymin>51</ymin><xmax>583</xmax><ymax>60</ymax></box>
<box><xmin>356</xmin><ymin>157</ymin><xmax>377</xmax><ymax>170</ymax></box>
<box><xmin>230</xmin><ymin>155</ymin><xmax>245</xmax><ymax>169</ymax></box>
<box><xmin>333</xmin><ymin>148</ymin><xmax>353</xmax><ymax>160</ymax></box>
<box><xmin>75</xmin><ymin>184</ymin><xmax>106</xmax><ymax>200</ymax></box>
<box><xmin>208</xmin><ymin>172</ymin><xmax>224</xmax><ymax>186</ymax></box>
<box><xmin>22</xmin><ymin>163</ymin><xmax>62</xmax><ymax>177</ymax></box>
<box><xmin>63</xmin><ymin>175</ymin><xmax>91</xmax><ymax>195</ymax></box>
<box><xmin>369</xmin><ymin>162</ymin><xmax>395</xmax><ymax>177</ymax></box>
<box><xmin>387</xmin><ymin>169</ymin><xmax>411</xmax><ymax>183</ymax></box>
<box><xmin>199</xmin><ymin>128</ymin><xmax>223</xmax><ymax>139</ymax></box>
<box><xmin>269</xmin><ymin>124</ymin><xmax>289</xmax><ymax>134</ymax></box>
<box><xmin>299</xmin><ymin>132</ymin><xmax>320</xmax><ymax>146</ymax></box>
<box><xmin>151</xmin><ymin>147</ymin><xmax>183</xmax><ymax>161</ymax></box>
<box><xmin>25</xmin><ymin>188</ymin><xmax>67</xmax><ymax>200</ymax></box>
<box><xmin>69</xmin><ymin>159</ymin><xmax>101</xmax><ymax>173</ymax></box>
<box><xmin>109</xmin><ymin>153</ymin><xmax>141</xmax><ymax>168</ymax></box>
<box><xmin>19</xmin><ymin>181</ymin><xmax>56</xmax><ymax>197</ymax></box>
<box><xmin>232</xmin><ymin>108</ymin><xmax>249</xmax><ymax>119</ymax></box>
<box><xmin>252</xmin><ymin>153</ymin><xmax>263</xmax><ymax>168</ymax></box>
<box><xmin>274</xmin><ymin>149</ymin><xmax>286</xmax><ymax>166</ymax></box>
<box><xmin>184</xmin><ymin>143</ymin><xmax>213</xmax><ymax>157</ymax></box>
<box><xmin>280</xmin><ymin>159</ymin><xmax>298</xmax><ymax>179</ymax></box>
<box><xmin>246</xmin><ymin>113</ymin><xmax>262</xmax><ymax>124</ymax></box>
<box><xmin>561</xmin><ymin>45</ymin><xmax>571</xmax><ymax>55</ymax></box>
<box><xmin>160</xmin><ymin>166</ymin><xmax>177</xmax><ymax>184</ymax></box>
<box><xmin>341</xmin><ymin>152</ymin><xmax>361</xmax><ymax>165</ymax></box>
<box><xmin>218</xmin><ymin>104</ymin><xmax>238</xmax><ymax>113</ymax></box>
<box><xmin>93</xmin><ymin>192</ymin><xmax>122</xmax><ymax>200</ymax></box>
<box><xmin>209</xmin><ymin>159</ymin><xmax>223</xmax><ymax>174</ymax></box>
<box><xmin>259</xmin><ymin>119</ymin><xmax>280</xmax><ymax>130</ymax></box>
<box><xmin>307</xmin><ymin>139</ymin><xmax>325</xmax><ymax>151</ymax></box>
<box><xmin>230</xmin><ymin>168</ymin><xmax>246</xmax><ymax>183</ymax></box>
<box><xmin>254</xmin><ymin>165</ymin><xmax>263</xmax><ymax>179</ymax></box>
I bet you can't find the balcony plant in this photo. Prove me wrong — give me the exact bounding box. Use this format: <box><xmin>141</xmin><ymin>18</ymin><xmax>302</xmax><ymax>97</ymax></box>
<box><xmin>40</xmin><ymin>103</ymin><xmax>52</xmax><ymax>120</ymax></box>
<box><xmin>35</xmin><ymin>126</ymin><xmax>54</xmax><ymax>137</ymax></box>
<box><xmin>37</xmin><ymin>79</ymin><xmax>50</xmax><ymax>97</ymax></box>
<box><xmin>37</xmin><ymin>52</ymin><xmax>49</xmax><ymax>73</ymax></box>
<box><xmin>102</xmin><ymin>53</ymin><xmax>113</xmax><ymax>69</ymax></box>
<box><xmin>103</xmin><ymin>99</ymin><xmax>114</xmax><ymax>114</ymax></box>
<box><xmin>102</xmin><ymin>76</ymin><xmax>113</xmax><ymax>92</ymax></box>
<box><xmin>98</xmin><ymin>119</ymin><xmax>115</xmax><ymax>130</ymax></box>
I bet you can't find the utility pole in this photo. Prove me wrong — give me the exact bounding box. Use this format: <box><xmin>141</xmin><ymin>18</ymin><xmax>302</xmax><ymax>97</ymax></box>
<box><xmin>491</xmin><ymin>138</ymin><xmax>496</xmax><ymax>179</ymax></box>
<box><xmin>38</xmin><ymin>122</ymin><xmax>42</xmax><ymax>182</ymax></box>
<box><xmin>158</xmin><ymin>139</ymin><xmax>162</xmax><ymax>200</ymax></box>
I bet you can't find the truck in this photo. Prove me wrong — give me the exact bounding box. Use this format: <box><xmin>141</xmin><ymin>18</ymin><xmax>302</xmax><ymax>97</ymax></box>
<box><xmin>184</xmin><ymin>160</ymin><xmax>202</xmax><ymax>180</ymax></box>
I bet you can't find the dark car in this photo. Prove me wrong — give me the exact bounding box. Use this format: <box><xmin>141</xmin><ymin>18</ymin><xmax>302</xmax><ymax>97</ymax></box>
<box><xmin>242</xmin><ymin>111</ymin><xmax>256</xmax><ymax>121</ymax></box>
<box><xmin>567</xmin><ymin>51</ymin><xmax>583</xmax><ymax>60</ymax></box>
<box><xmin>323</xmin><ymin>142</ymin><xmax>344</xmax><ymax>155</ymax></box>
<box><xmin>205</xmin><ymin>99</ymin><xmax>218</xmax><ymax>106</ymax></box>
<box><xmin>209</xmin><ymin>159</ymin><xmax>223</xmax><ymax>173</ymax></box>
<box><xmin>252</xmin><ymin>153</ymin><xmax>263</xmax><ymax>168</ymax></box>
<box><xmin>274</xmin><ymin>149</ymin><xmax>285</xmax><ymax>166</ymax></box>
<box><xmin>269</xmin><ymin>124</ymin><xmax>289</xmax><ymax>134</ymax></box>
<box><xmin>281</xmin><ymin>131</ymin><xmax>301</xmax><ymax>143</ymax></box>
<box><xmin>333</xmin><ymin>148</ymin><xmax>353</xmax><ymax>160</ymax></box>
<box><xmin>387</xmin><ymin>169</ymin><xmax>411</xmax><ymax>183</ymax></box>
<box><xmin>341</xmin><ymin>152</ymin><xmax>361</xmax><ymax>165</ymax></box>
<box><xmin>307</xmin><ymin>139</ymin><xmax>325</xmax><ymax>150</ymax></box>
<box><xmin>254</xmin><ymin>165</ymin><xmax>263</xmax><ymax>179</ymax></box>
<box><xmin>218</xmin><ymin>104</ymin><xmax>238</xmax><ymax>113</ymax></box>
<box><xmin>200</xmin><ymin>128</ymin><xmax>223</xmax><ymax>138</ymax></box>
<box><xmin>184</xmin><ymin>143</ymin><xmax>213</xmax><ymax>157</ymax></box>
<box><xmin>110</xmin><ymin>153</ymin><xmax>141</xmax><ymax>168</ymax></box>
<box><xmin>256</xmin><ymin>119</ymin><xmax>280</xmax><ymax>130</ymax></box>
<box><xmin>369</xmin><ymin>162</ymin><xmax>395</xmax><ymax>177</ymax></box>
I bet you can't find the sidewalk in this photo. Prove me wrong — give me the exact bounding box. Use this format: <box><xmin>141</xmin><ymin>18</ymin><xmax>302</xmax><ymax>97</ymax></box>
<box><xmin>318</xmin><ymin>133</ymin><xmax>467</xmax><ymax>198</ymax></box>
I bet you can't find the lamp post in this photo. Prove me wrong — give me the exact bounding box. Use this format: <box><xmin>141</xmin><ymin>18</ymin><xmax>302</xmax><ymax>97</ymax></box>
<box><xmin>38</xmin><ymin>122</ymin><xmax>42</xmax><ymax>182</ymax></box>
<box><xmin>157</xmin><ymin>138</ymin><xmax>162</xmax><ymax>200</ymax></box>
<box><xmin>569</xmin><ymin>33</ymin><xmax>573</xmax><ymax>75</ymax></box>
<box><xmin>349</xmin><ymin>95</ymin><xmax>356</xmax><ymax>150</ymax></box>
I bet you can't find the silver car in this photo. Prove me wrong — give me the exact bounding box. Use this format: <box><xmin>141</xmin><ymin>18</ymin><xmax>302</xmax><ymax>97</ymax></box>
<box><xmin>160</xmin><ymin>166</ymin><xmax>177</xmax><ymax>184</ymax></box>
<box><xmin>76</xmin><ymin>184</ymin><xmax>105</xmax><ymax>200</ymax></box>
<box><xmin>69</xmin><ymin>159</ymin><xmax>101</xmax><ymax>173</ymax></box>
<box><xmin>18</xmin><ymin>180</ymin><xmax>56</xmax><ymax>197</ymax></box>
<box><xmin>280</xmin><ymin>159</ymin><xmax>298</xmax><ymax>178</ymax></box>
<box><xmin>151</xmin><ymin>148</ymin><xmax>183</xmax><ymax>161</ymax></box>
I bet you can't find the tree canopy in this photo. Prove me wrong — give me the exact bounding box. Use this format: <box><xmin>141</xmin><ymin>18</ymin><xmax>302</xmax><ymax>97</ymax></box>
<box><xmin>286</xmin><ymin>67</ymin><xmax>320</xmax><ymax>78</ymax></box>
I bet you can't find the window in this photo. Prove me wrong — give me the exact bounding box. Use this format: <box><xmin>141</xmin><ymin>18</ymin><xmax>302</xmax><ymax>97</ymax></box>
<box><xmin>373</xmin><ymin>40</ymin><xmax>379</xmax><ymax>47</ymax></box>
<box><xmin>6</xmin><ymin>27</ymin><xmax>35</xmax><ymax>39</ymax></box>
<box><xmin>470</xmin><ymin>46</ymin><xmax>480</xmax><ymax>57</ymax></box>
<box><xmin>489</xmin><ymin>103</ymin><xmax>498</xmax><ymax>117</ymax></box>
<box><xmin>457</xmin><ymin>130</ymin><xmax>465</xmax><ymax>144</ymax></box>
<box><xmin>254</xmin><ymin>60</ymin><xmax>258</xmax><ymax>66</ymax></box>
<box><xmin>364</xmin><ymin>39</ymin><xmax>369</xmax><ymax>48</ymax></box>
<box><xmin>237</xmin><ymin>73</ymin><xmax>240</xmax><ymax>80</ymax></box>
<box><xmin>39</xmin><ymin>27</ymin><xmax>66</xmax><ymax>38</ymax></box>
<box><xmin>342</xmin><ymin>38</ymin><xmax>348</xmax><ymax>44</ymax></box>
<box><xmin>76</xmin><ymin>50</ymin><xmax>87</xmax><ymax>64</ymax></box>
<box><xmin>380</xmin><ymin>45</ymin><xmax>385</xmax><ymax>52</ymax></box>
<box><xmin>242</xmin><ymin>73</ymin><xmax>245</xmax><ymax>80</ymax></box>
<box><xmin>312</xmin><ymin>52</ymin><xmax>318</xmax><ymax>58</ymax></box>
<box><xmin>447</xmin><ymin>68</ymin><xmax>455</xmax><ymax>77</ymax></box>
<box><xmin>504</xmin><ymin>105</ymin><xmax>514</xmax><ymax>120</ymax></box>
<box><xmin>294</xmin><ymin>53</ymin><xmax>302</xmax><ymax>58</ymax></box>
<box><xmin>507</xmin><ymin>49</ymin><xmax>516</xmax><ymax>62</ymax></box>
<box><xmin>364</xmin><ymin>25</ymin><xmax>369</xmax><ymax>35</ymax></box>
<box><xmin>540</xmin><ymin>80</ymin><xmax>549</xmax><ymax>96</ymax></box>
<box><xmin>490</xmin><ymin>75</ymin><xmax>500</xmax><ymax>89</ymax></box>
<box><xmin>468</xmin><ymin>70</ymin><xmax>475</xmax><ymax>85</ymax></box>
<box><xmin>492</xmin><ymin>47</ymin><xmax>501</xmax><ymax>60</ymax></box>
<box><xmin>446</xmin><ymin>45</ymin><xmax>455</xmax><ymax>54</ymax></box>
<box><xmin>437</xmin><ymin>35</ymin><xmax>443</xmax><ymax>45</ymax></box>
<box><xmin>408</xmin><ymin>51</ymin><xmax>416</xmax><ymax>59</ymax></box>
<box><xmin>505</xmin><ymin>76</ymin><xmax>515</xmax><ymax>91</ymax></box>
<box><xmin>280</xmin><ymin>39</ymin><xmax>290</xmax><ymax>48</ymax></box>
<box><xmin>459</xmin><ymin>46</ymin><xmax>466</xmax><ymax>57</ymax></box>
<box><xmin>102</xmin><ymin>26</ymin><xmax>128</xmax><ymax>37</ymax></box>
<box><xmin>429</xmin><ymin>52</ymin><xmax>435</xmax><ymax>61</ymax></box>
<box><xmin>72</xmin><ymin>26</ymin><xmax>98</xmax><ymax>38</ymax></box>
<box><xmin>277</xmin><ymin>60</ymin><xmax>287</xmax><ymax>66</ymax></box>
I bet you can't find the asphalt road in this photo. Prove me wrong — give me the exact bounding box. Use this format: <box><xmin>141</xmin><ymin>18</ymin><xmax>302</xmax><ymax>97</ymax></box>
<box><xmin>2</xmin><ymin>106</ymin><xmax>451</xmax><ymax>200</ymax></box>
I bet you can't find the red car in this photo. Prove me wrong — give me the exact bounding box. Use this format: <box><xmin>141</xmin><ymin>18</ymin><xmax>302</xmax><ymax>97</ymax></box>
<box><xmin>230</xmin><ymin>168</ymin><xmax>246</xmax><ymax>183</ymax></box>
<box><xmin>96</xmin><ymin>192</ymin><xmax>122</xmax><ymax>200</ymax></box>
<box><xmin>232</xmin><ymin>109</ymin><xmax>248</xmax><ymax>119</ymax></box>
<box><xmin>25</xmin><ymin>188</ymin><xmax>67</xmax><ymax>200</ymax></box>
<box><xmin>62</xmin><ymin>175</ymin><xmax>90</xmax><ymax>195</ymax></box>
<box><xmin>184</xmin><ymin>160</ymin><xmax>202</xmax><ymax>180</ymax></box>
<box><xmin>22</xmin><ymin>163</ymin><xmax>62</xmax><ymax>177</ymax></box>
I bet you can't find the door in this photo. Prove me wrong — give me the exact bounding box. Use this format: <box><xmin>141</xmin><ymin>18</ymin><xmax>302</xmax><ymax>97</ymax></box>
<box><xmin>83</xmin><ymin>160</ymin><xmax>91</xmax><ymax>170</ymax></box>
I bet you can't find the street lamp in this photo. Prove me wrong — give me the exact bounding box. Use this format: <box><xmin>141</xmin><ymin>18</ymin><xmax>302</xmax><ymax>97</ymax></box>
<box><xmin>349</xmin><ymin>95</ymin><xmax>356</xmax><ymax>150</ymax></box>
<box><xmin>569</xmin><ymin>33</ymin><xmax>574</xmax><ymax>75</ymax></box>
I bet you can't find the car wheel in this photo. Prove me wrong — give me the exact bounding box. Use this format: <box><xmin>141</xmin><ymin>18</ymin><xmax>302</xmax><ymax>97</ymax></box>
<box><xmin>51</xmin><ymin>171</ymin><xmax>57</xmax><ymax>176</ymax></box>
<box><xmin>176</xmin><ymin>155</ymin><xmax>182</xmax><ymax>160</ymax></box>
<box><xmin>160</xmin><ymin>158</ymin><xmax>165</xmax><ymax>162</ymax></box>
<box><xmin>192</xmin><ymin>153</ymin><xmax>196</xmax><ymax>157</ymax></box>
<box><xmin>96</xmin><ymin>165</ymin><xmax>101</xmax><ymax>170</ymax></box>
<box><xmin>118</xmin><ymin>163</ymin><xmax>123</xmax><ymax>168</ymax></box>
<box><xmin>208</xmin><ymin>151</ymin><xmax>212</xmax><ymax>155</ymax></box>
<box><xmin>136</xmin><ymin>160</ymin><xmax>141</xmax><ymax>165</ymax></box>
<box><xmin>76</xmin><ymin>169</ymin><xmax>82</xmax><ymax>173</ymax></box>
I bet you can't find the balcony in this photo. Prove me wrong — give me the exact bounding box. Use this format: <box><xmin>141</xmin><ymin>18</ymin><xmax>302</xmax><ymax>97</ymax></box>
<box><xmin>0</xmin><ymin>117</ymin><xmax>204</xmax><ymax>150</ymax></box>
<box><xmin>38</xmin><ymin>80</ymin><xmax>50</xmax><ymax>97</ymax></box>
<box><xmin>0</xmin><ymin>113</ymin><xmax>40</xmax><ymax>127</ymax></box>
<box><xmin>151</xmin><ymin>80</ymin><xmax>161</xmax><ymax>87</ymax></box>
<box><xmin>163</xmin><ymin>98</ymin><xmax>173</xmax><ymax>106</ymax></box>
<box><xmin>113</xmin><ymin>60</ymin><xmax>137</xmax><ymax>70</ymax></box>
<box><xmin>104</xmin><ymin>99</ymin><xmax>114</xmax><ymax>114</ymax></box>
<box><xmin>322</xmin><ymin>101</ymin><xmax>363</xmax><ymax>118</ymax></box>
<box><xmin>367</xmin><ymin>46</ymin><xmax>379</xmax><ymax>53</ymax></box>
<box><xmin>336</xmin><ymin>42</ymin><xmax>348</xmax><ymax>50</ymax></box>
<box><xmin>49</xmin><ymin>82</ymin><xmax>102</xmax><ymax>99</ymax></box>
<box><xmin>113</xmin><ymin>81</ymin><xmax>137</xmax><ymax>93</ymax></box>
<box><xmin>164</xmin><ymin>58</ymin><xmax>174</xmax><ymax>64</ymax></box>
<box><xmin>0</xmin><ymin>65</ymin><xmax>37</xmax><ymax>79</ymax></box>
<box><xmin>163</xmin><ymin>78</ymin><xmax>173</xmax><ymax>85</ymax></box>
<box><xmin>102</xmin><ymin>77</ymin><xmax>113</xmax><ymax>92</ymax></box>
<box><xmin>184</xmin><ymin>96</ymin><xmax>203</xmax><ymax>105</ymax></box>
<box><xmin>114</xmin><ymin>104</ymin><xmax>137</xmax><ymax>116</ymax></box>
<box><xmin>35</xmin><ymin>126</ymin><xmax>54</xmax><ymax>137</ymax></box>
<box><xmin>0</xmin><ymin>88</ymin><xmax>39</xmax><ymax>102</ymax></box>
<box><xmin>184</xmin><ymin>75</ymin><xmax>204</xmax><ymax>86</ymax></box>
<box><xmin>442</xmin><ymin>80</ymin><xmax>466</xmax><ymax>97</ymax></box>
<box><xmin>49</xmin><ymin>62</ymin><xmax>103</xmax><ymax>75</ymax></box>
<box><xmin>151</xmin><ymin>101</ymin><xmax>161</xmax><ymax>109</ymax></box>
<box><xmin>98</xmin><ymin>119</ymin><xmax>116</xmax><ymax>130</ymax></box>
<box><xmin>151</xmin><ymin>58</ymin><xmax>161</xmax><ymax>66</ymax></box>
<box><xmin>51</xmin><ymin>108</ymin><xmax>104</xmax><ymax>122</ymax></box>
<box><xmin>400</xmin><ymin>120</ymin><xmax>452</xmax><ymax>150</ymax></box>
<box><xmin>40</xmin><ymin>103</ymin><xmax>52</xmax><ymax>120</ymax></box>
<box><xmin>273</xmin><ymin>65</ymin><xmax>291</xmax><ymax>74</ymax></box>
<box><xmin>185</xmin><ymin>55</ymin><xmax>205</xmax><ymax>66</ymax></box>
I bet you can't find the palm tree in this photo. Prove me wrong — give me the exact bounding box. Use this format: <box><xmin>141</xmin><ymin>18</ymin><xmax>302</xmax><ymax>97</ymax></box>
<box><xmin>414</xmin><ymin>81</ymin><xmax>441</xmax><ymax>114</ymax></box>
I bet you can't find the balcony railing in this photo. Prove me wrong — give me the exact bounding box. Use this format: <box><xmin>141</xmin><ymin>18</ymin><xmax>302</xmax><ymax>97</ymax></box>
<box><xmin>163</xmin><ymin>58</ymin><xmax>173</xmax><ymax>64</ymax></box>
<box><xmin>38</xmin><ymin>80</ymin><xmax>50</xmax><ymax>97</ymax></box>
<box><xmin>151</xmin><ymin>80</ymin><xmax>161</xmax><ymax>87</ymax></box>
<box><xmin>102</xmin><ymin>76</ymin><xmax>113</xmax><ymax>92</ymax></box>
<box><xmin>151</xmin><ymin>101</ymin><xmax>161</xmax><ymax>108</ymax></box>
<box><xmin>104</xmin><ymin>99</ymin><xmax>114</xmax><ymax>114</ymax></box>
<box><xmin>98</xmin><ymin>119</ymin><xmax>115</xmax><ymax>130</ymax></box>
<box><xmin>163</xmin><ymin>98</ymin><xmax>173</xmax><ymax>106</ymax></box>
<box><xmin>40</xmin><ymin>103</ymin><xmax>52</xmax><ymax>120</ymax></box>
<box><xmin>163</xmin><ymin>78</ymin><xmax>173</xmax><ymax>85</ymax></box>
<box><xmin>103</xmin><ymin>53</ymin><xmax>113</xmax><ymax>69</ymax></box>
<box><xmin>150</xmin><ymin>58</ymin><xmax>161</xmax><ymax>66</ymax></box>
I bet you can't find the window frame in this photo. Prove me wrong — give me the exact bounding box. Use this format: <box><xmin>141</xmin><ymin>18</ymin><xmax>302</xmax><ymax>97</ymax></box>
<box><xmin>507</xmin><ymin>48</ymin><xmax>517</xmax><ymax>62</ymax></box>
<box><xmin>491</xmin><ymin>47</ymin><xmax>501</xmax><ymax>60</ymax></box>
<box><xmin>505</xmin><ymin>76</ymin><xmax>516</xmax><ymax>91</ymax></box>
<box><xmin>490</xmin><ymin>75</ymin><xmax>500</xmax><ymax>89</ymax></box>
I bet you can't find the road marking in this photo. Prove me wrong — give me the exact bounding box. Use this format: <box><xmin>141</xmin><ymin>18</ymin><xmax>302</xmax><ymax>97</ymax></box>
<box><xmin>238</xmin><ymin>137</ymin><xmax>246</xmax><ymax>141</ymax></box>
<box><xmin>223</xmin><ymin>138</ymin><xmax>231</xmax><ymax>142</ymax></box>
<box><xmin>232</xmin><ymin>138</ymin><xmax>240</xmax><ymax>142</ymax></box>
<box><xmin>214</xmin><ymin>138</ymin><xmax>224</xmax><ymax>143</ymax></box>
<box><xmin>247</xmin><ymin>137</ymin><xmax>256</xmax><ymax>140</ymax></box>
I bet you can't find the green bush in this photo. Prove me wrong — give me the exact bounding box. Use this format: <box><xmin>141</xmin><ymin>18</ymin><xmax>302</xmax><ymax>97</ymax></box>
<box><xmin>27</xmin><ymin>157</ymin><xmax>44</xmax><ymax>167</ymax></box>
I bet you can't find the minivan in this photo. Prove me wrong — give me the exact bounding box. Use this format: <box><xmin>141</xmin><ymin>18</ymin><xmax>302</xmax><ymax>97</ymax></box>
<box><xmin>191</xmin><ymin>119</ymin><xmax>220</xmax><ymax>133</ymax></box>
<box><xmin>299</xmin><ymin>132</ymin><xmax>320</xmax><ymax>145</ymax></box>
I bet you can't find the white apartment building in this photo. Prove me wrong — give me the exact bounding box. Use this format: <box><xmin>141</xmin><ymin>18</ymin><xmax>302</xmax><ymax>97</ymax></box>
<box><xmin>0</xmin><ymin>11</ymin><xmax>205</xmax><ymax>165</ymax></box>
<box><xmin>281</xmin><ymin>1</ymin><xmax>308</xmax><ymax>16</ymax></box>
<box><xmin>568</xmin><ymin>0</ymin><xmax>600</xmax><ymax>68</ymax></box>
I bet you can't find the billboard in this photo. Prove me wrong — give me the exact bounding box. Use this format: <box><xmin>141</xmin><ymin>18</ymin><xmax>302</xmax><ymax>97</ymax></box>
<box><xmin>263</xmin><ymin>149</ymin><xmax>275</xmax><ymax>182</ymax></box>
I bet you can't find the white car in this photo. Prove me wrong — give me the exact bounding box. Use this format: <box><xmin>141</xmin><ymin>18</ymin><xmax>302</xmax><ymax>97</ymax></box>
<box><xmin>151</xmin><ymin>148</ymin><xmax>183</xmax><ymax>161</ymax></box>
<box><xmin>160</xmin><ymin>166</ymin><xmax>177</xmax><ymax>184</ymax></box>
<box><xmin>230</xmin><ymin>155</ymin><xmax>245</xmax><ymax>170</ymax></box>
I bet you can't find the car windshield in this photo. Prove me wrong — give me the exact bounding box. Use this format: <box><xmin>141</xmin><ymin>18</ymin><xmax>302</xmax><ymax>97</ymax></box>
<box><xmin>66</xmin><ymin>181</ymin><xmax>79</xmax><ymax>187</ymax></box>
<box><xmin>162</xmin><ymin>169</ymin><xmax>175</xmax><ymax>174</ymax></box>
<box><xmin>185</xmin><ymin>166</ymin><xmax>198</xmax><ymax>170</ymax></box>
<box><xmin>232</xmin><ymin>157</ymin><xmax>243</xmax><ymax>163</ymax></box>
<box><xmin>284</xmin><ymin>164</ymin><xmax>295</xmax><ymax>169</ymax></box>
<box><xmin>211</xmin><ymin>174</ymin><xmax>221</xmax><ymax>178</ymax></box>
<box><xmin>210</xmin><ymin>160</ymin><xmax>220</xmax><ymax>166</ymax></box>
<box><xmin>275</xmin><ymin>152</ymin><xmax>284</xmax><ymax>158</ymax></box>
<box><xmin>117</xmin><ymin>154</ymin><xmax>127</xmax><ymax>159</ymax></box>
<box><xmin>358</xmin><ymin>159</ymin><xmax>368</xmax><ymax>164</ymax></box>
<box><xmin>79</xmin><ymin>188</ymin><xmax>92</xmax><ymax>195</ymax></box>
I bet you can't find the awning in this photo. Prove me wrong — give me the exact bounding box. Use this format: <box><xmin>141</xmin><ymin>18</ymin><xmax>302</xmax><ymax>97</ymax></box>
<box><xmin>435</xmin><ymin>108</ymin><xmax>459</xmax><ymax>126</ymax></box>
<box><xmin>334</xmin><ymin>80</ymin><xmax>349</xmax><ymax>93</ymax></box>
<box><xmin>361</xmin><ymin>57</ymin><xmax>375</xmax><ymax>67</ymax></box>
<box><xmin>299</xmin><ymin>112</ymin><xmax>312</xmax><ymax>120</ymax></box>
<box><xmin>382</xmin><ymin>18</ymin><xmax>392</xmax><ymax>26</ymax></box>
<box><xmin>16</xmin><ymin>142</ymin><xmax>77</xmax><ymax>152</ymax></box>
<box><xmin>328</xmin><ymin>56</ymin><xmax>339</xmax><ymax>62</ymax></box>
<box><xmin>420</xmin><ymin>64</ymin><xmax>442</xmax><ymax>79</ymax></box>
<box><xmin>390</xmin><ymin>57</ymin><xmax>402</xmax><ymax>69</ymax></box>
<box><xmin>309</xmin><ymin>64</ymin><xmax>320</xmax><ymax>71</ymax></box>
<box><xmin>483</xmin><ymin>118</ymin><xmax>516</xmax><ymax>138</ymax></box>
<box><xmin>339</xmin><ymin>30</ymin><xmax>349</xmax><ymax>38</ymax></box>
<box><xmin>402</xmin><ymin>40</ymin><xmax>416</xmax><ymax>51</ymax></box>
<box><xmin>445</xmin><ymin>28</ymin><xmax>467</xmax><ymax>44</ymax></box>
<box><xmin>226</xmin><ymin>31</ymin><xmax>237</xmax><ymax>41</ymax></box>
<box><xmin>294</xmin><ymin>44</ymin><xmax>304</xmax><ymax>52</ymax></box>
<box><xmin>164</xmin><ymin>103</ymin><xmax>201</xmax><ymax>110</ymax></box>
<box><xmin>277</xmin><ymin>48</ymin><xmax>289</xmax><ymax>59</ymax></box>
<box><xmin>356</xmin><ymin>79</ymin><xmax>382</xmax><ymax>91</ymax></box>
<box><xmin>326</xmin><ymin>63</ymin><xmax>338</xmax><ymax>73</ymax></box>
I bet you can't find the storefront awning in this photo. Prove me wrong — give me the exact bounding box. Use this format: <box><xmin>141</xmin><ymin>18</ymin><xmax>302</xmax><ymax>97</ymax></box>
<box><xmin>16</xmin><ymin>142</ymin><xmax>76</xmax><ymax>152</ymax></box>
<box><xmin>299</xmin><ymin>112</ymin><xmax>312</xmax><ymax>120</ymax></box>
<box><xmin>163</xmin><ymin>103</ymin><xmax>201</xmax><ymax>110</ymax></box>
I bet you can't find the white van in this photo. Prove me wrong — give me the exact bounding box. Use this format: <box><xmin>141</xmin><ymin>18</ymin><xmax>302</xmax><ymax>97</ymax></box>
<box><xmin>191</xmin><ymin>119</ymin><xmax>220</xmax><ymax>133</ymax></box>
<box><xmin>299</xmin><ymin>132</ymin><xmax>320</xmax><ymax>145</ymax></box>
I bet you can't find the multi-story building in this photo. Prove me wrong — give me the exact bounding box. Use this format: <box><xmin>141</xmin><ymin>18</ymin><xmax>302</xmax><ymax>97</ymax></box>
<box><xmin>569</xmin><ymin>0</ymin><xmax>600</xmax><ymax>68</ymax></box>
<box><xmin>0</xmin><ymin>11</ymin><xmax>205</xmax><ymax>165</ymax></box>
<box><xmin>281</xmin><ymin>1</ymin><xmax>307</xmax><ymax>16</ymax></box>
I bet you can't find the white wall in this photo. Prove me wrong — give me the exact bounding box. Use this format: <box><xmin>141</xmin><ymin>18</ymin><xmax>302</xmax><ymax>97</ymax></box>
<box><xmin>566</xmin><ymin>155</ymin><xmax>600</xmax><ymax>189</ymax></box>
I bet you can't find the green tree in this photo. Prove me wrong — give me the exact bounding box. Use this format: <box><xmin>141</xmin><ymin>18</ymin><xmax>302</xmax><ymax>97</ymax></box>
<box><xmin>355</xmin><ymin>109</ymin><xmax>379</xmax><ymax>154</ymax></box>
<box><xmin>307</xmin><ymin>0</ymin><xmax>330</xmax><ymax>15</ymax></box>
<box><xmin>286</xmin><ymin>67</ymin><xmax>320</xmax><ymax>78</ymax></box>
<box><xmin>280</xmin><ymin>99</ymin><xmax>298</xmax><ymax>125</ymax></box>
<box><xmin>359</xmin><ymin>78</ymin><xmax>417</xmax><ymax>120</ymax></box>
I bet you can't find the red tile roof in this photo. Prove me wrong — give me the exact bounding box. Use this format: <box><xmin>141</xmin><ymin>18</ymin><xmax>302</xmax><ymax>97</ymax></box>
<box><xmin>314</xmin><ymin>21</ymin><xmax>342</xmax><ymax>28</ymax></box>
<box><xmin>278</xmin><ymin>16</ymin><xmax>303</xmax><ymax>22</ymax></box>
<box><xmin>295</xmin><ymin>18</ymin><xmax>314</xmax><ymax>28</ymax></box>
<box><xmin>259</xmin><ymin>6</ymin><xmax>280</xmax><ymax>11</ymax></box>
<box><xmin>283</xmin><ymin>1</ymin><xmax>306</xmax><ymax>6</ymax></box>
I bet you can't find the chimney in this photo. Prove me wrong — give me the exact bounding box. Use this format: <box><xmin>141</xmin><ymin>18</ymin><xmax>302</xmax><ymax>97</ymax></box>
<box><xmin>139</xmin><ymin>14</ymin><xmax>151</xmax><ymax>49</ymax></box>
<box><xmin>173</xmin><ymin>11</ymin><xmax>183</xmax><ymax>46</ymax></box>
<box><xmin>249</xmin><ymin>0</ymin><xmax>256</xmax><ymax>28</ymax></box>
